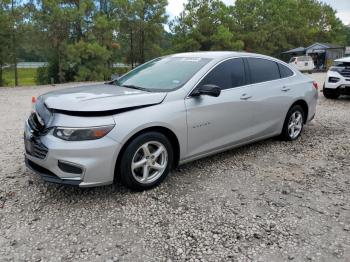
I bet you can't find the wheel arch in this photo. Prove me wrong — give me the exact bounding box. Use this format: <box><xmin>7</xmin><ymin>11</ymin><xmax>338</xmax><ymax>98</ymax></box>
<box><xmin>114</xmin><ymin>126</ymin><xmax>181</xmax><ymax>181</ymax></box>
<box><xmin>290</xmin><ymin>99</ymin><xmax>309</xmax><ymax>123</ymax></box>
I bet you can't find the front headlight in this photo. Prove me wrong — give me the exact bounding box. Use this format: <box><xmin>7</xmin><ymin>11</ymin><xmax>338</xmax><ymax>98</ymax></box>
<box><xmin>53</xmin><ymin>125</ymin><xmax>115</xmax><ymax>141</ymax></box>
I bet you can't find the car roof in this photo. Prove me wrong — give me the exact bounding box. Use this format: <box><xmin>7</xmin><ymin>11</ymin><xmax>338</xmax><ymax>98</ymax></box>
<box><xmin>170</xmin><ymin>51</ymin><xmax>275</xmax><ymax>61</ymax></box>
<box><xmin>335</xmin><ymin>57</ymin><xmax>350</xmax><ymax>63</ymax></box>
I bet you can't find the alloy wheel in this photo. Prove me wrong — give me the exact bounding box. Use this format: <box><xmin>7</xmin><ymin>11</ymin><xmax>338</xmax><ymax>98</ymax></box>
<box><xmin>131</xmin><ymin>141</ymin><xmax>168</xmax><ymax>184</ymax></box>
<box><xmin>288</xmin><ymin>111</ymin><xmax>303</xmax><ymax>139</ymax></box>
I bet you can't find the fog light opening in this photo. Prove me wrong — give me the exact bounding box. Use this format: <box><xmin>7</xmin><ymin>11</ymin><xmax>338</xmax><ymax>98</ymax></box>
<box><xmin>58</xmin><ymin>161</ymin><xmax>83</xmax><ymax>175</ymax></box>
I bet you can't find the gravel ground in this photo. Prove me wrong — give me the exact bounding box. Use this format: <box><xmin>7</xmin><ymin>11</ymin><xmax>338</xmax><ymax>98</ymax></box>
<box><xmin>0</xmin><ymin>73</ymin><xmax>349</xmax><ymax>262</ymax></box>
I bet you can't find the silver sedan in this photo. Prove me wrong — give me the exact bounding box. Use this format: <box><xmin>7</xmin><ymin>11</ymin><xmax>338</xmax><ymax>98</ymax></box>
<box><xmin>24</xmin><ymin>52</ymin><xmax>318</xmax><ymax>190</ymax></box>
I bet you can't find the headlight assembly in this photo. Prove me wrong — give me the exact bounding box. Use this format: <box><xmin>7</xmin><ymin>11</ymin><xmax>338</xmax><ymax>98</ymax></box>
<box><xmin>53</xmin><ymin>125</ymin><xmax>115</xmax><ymax>141</ymax></box>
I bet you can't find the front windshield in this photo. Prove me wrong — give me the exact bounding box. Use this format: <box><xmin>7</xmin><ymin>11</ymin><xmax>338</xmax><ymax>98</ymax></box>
<box><xmin>117</xmin><ymin>57</ymin><xmax>212</xmax><ymax>92</ymax></box>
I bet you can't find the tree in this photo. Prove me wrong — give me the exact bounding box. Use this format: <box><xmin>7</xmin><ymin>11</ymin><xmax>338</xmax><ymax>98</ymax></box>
<box><xmin>112</xmin><ymin>0</ymin><xmax>168</xmax><ymax>67</ymax></box>
<box><xmin>64</xmin><ymin>40</ymin><xmax>111</xmax><ymax>81</ymax></box>
<box><xmin>33</xmin><ymin>0</ymin><xmax>73</xmax><ymax>83</ymax></box>
<box><xmin>231</xmin><ymin>0</ymin><xmax>347</xmax><ymax>56</ymax></box>
<box><xmin>0</xmin><ymin>1</ymin><xmax>12</xmax><ymax>86</ymax></box>
<box><xmin>171</xmin><ymin>0</ymin><xmax>243</xmax><ymax>52</ymax></box>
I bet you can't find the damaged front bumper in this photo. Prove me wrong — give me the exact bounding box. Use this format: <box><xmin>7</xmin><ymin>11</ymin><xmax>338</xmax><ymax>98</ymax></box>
<box><xmin>24</xmin><ymin>120</ymin><xmax>122</xmax><ymax>188</ymax></box>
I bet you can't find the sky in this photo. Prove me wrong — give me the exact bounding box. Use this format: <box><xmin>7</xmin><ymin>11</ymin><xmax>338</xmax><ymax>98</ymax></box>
<box><xmin>166</xmin><ymin>0</ymin><xmax>350</xmax><ymax>25</ymax></box>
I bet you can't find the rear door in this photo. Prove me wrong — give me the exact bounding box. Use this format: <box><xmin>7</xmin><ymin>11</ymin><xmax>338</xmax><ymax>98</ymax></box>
<box><xmin>245</xmin><ymin>57</ymin><xmax>294</xmax><ymax>137</ymax></box>
<box><xmin>185</xmin><ymin>58</ymin><xmax>255</xmax><ymax>158</ymax></box>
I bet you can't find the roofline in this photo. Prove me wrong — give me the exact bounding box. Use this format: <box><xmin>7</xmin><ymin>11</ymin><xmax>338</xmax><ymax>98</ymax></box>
<box><xmin>306</xmin><ymin>42</ymin><xmax>344</xmax><ymax>50</ymax></box>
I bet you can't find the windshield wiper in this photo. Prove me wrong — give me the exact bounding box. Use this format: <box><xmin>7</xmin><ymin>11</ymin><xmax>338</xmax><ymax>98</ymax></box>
<box><xmin>121</xmin><ymin>84</ymin><xmax>150</xmax><ymax>92</ymax></box>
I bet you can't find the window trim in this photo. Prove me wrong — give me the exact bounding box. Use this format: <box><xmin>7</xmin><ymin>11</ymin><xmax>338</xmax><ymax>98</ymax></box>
<box><xmin>277</xmin><ymin>62</ymin><xmax>294</xmax><ymax>79</ymax></box>
<box><xmin>197</xmin><ymin>57</ymin><xmax>247</xmax><ymax>92</ymax></box>
<box><xmin>186</xmin><ymin>56</ymin><xmax>296</xmax><ymax>98</ymax></box>
<box><xmin>245</xmin><ymin>57</ymin><xmax>282</xmax><ymax>84</ymax></box>
<box><xmin>187</xmin><ymin>57</ymin><xmax>247</xmax><ymax>98</ymax></box>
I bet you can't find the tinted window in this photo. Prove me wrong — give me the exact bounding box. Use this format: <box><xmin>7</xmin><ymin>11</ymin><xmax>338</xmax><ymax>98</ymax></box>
<box><xmin>247</xmin><ymin>58</ymin><xmax>280</xmax><ymax>84</ymax></box>
<box><xmin>299</xmin><ymin>56</ymin><xmax>312</xmax><ymax>62</ymax></box>
<box><xmin>278</xmin><ymin>63</ymin><xmax>294</xmax><ymax>78</ymax></box>
<box><xmin>199</xmin><ymin>58</ymin><xmax>245</xmax><ymax>90</ymax></box>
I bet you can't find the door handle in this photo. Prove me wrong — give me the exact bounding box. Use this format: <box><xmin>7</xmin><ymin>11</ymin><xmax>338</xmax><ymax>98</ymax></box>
<box><xmin>240</xmin><ymin>93</ymin><xmax>252</xmax><ymax>100</ymax></box>
<box><xmin>281</xmin><ymin>86</ymin><xmax>291</xmax><ymax>92</ymax></box>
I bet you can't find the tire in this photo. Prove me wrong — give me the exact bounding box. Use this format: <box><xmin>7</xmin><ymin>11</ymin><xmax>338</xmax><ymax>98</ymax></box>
<box><xmin>323</xmin><ymin>85</ymin><xmax>340</xmax><ymax>99</ymax></box>
<box><xmin>280</xmin><ymin>105</ymin><xmax>305</xmax><ymax>141</ymax></box>
<box><xmin>119</xmin><ymin>132</ymin><xmax>173</xmax><ymax>191</ymax></box>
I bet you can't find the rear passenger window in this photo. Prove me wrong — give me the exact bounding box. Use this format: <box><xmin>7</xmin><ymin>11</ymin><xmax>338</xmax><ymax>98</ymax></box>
<box><xmin>200</xmin><ymin>58</ymin><xmax>246</xmax><ymax>90</ymax></box>
<box><xmin>247</xmin><ymin>58</ymin><xmax>280</xmax><ymax>84</ymax></box>
<box><xmin>278</xmin><ymin>63</ymin><xmax>294</xmax><ymax>78</ymax></box>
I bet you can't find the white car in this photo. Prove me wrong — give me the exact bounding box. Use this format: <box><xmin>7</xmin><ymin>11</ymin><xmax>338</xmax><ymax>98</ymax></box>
<box><xmin>289</xmin><ymin>56</ymin><xmax>315</xmax><ymax>73</ymax></box>
<box><xmin>323</xmin><ymin>57</ymin><xmax>350</xmax><ymax>99</ymax></box>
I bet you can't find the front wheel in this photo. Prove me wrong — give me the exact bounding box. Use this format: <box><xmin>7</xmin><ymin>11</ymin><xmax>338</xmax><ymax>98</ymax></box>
<box><xmin>280</xmin><ymin>105</ymin><xmax>305</xmax><ymax>141</ymax></box>
<box><xmin>119</xmin><ymin>132</ymin><xmax>173</xmax><ymax>191</ymax></box>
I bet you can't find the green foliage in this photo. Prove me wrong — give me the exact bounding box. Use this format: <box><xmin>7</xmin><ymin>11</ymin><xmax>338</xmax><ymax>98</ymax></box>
<box><xmin>1</xmin><ymin>0</ymin><xmax>349</xmax><ymax>87</ymax></box>
<box><xmin>0</xmin><ymin>1</ymin><xmax>13</xmax><ymax>86</ymax></box>
<box><xmin>171</xmin><ymin>0</ymin><xmax>244</xmax><ymax>52</ymax></box>
<box><xmin>113</xmin><ymin>66</ymin><xmax>130</xmax><ymax>76</ymax></box>
<box><xmin>4</xmin><ymin>68</ymin><xmax>36</xmax><ymax>86</ymax></box>
<box><xmin>65</xmin><ymin>41</ymin><xmax>112</xmax><ymax>81</ymax></box>
<box><xmin>345</xmin><ymin>26</ymin><xmax>350</xmax><ymax>46</ymax></box>
<box><xmin>112</xmin><ymin>0</ymin><xmax>168</xmax><ymax>67</ymax></box>
<box><xmin>36</xmin><ymin>66</ymin><xmax>49</xmax><ymax>85</ymax></box>
<box><xmin>171</xmin><ymin>0</ymin><xmax>348</xmax><ymax>56</ymax></box>
<box><xmin>231</xmin><ymin>0</ymin><xmax>347</xmax><ymax>56</ymax></box>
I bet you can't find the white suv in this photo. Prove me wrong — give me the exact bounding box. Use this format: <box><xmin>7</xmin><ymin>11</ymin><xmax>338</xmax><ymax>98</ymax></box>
<box><xmin>323</xmin><ymin>57</ymin><xmax>350</xmax><ymax>99</ymax></box>
<box><xmin>289</xmin><ymin>56</ymin><xmax>315</xmax><ymax>74</ymax></box>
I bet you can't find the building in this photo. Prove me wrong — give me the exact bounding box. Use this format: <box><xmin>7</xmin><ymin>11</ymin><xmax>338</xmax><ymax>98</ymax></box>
<box><xmin>345</xmin><ymin>47</ymin><xmax>350</xmax><ymax>57</ymax></box>
<box><xmin>283</xmin><ymin>43</ymin><xmax>345</xmax><ymax>70</ymax></box>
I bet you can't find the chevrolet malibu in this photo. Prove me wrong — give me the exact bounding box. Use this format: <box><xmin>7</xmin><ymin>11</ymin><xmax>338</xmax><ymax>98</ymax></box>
<box><xmin>24</xmin><ymin>52</ymin><xmax>318</xmax><ymax>190</ymax></box>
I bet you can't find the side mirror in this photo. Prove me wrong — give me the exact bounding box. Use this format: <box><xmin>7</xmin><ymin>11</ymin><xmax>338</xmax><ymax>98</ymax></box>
<box><xmin>192</xmin><ymin>84</ymin><xmax>221</xmax><ymax>97</ymax></box>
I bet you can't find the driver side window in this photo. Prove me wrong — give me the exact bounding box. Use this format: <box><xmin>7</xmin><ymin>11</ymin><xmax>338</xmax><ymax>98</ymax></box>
<box><xmin>199</xmin><ymin>58</ymin><xmax>246</xmax><ymax>90</ymax></box>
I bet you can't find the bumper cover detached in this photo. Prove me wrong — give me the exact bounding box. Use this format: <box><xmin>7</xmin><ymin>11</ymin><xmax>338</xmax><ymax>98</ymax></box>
<box><xmin>24</xmin><ymin>117</ymin><xmax>122</xmax><ymax>188</ymax></box>
<box><xmin>25</xmin><ymin>157</ymin><xmax>81</xmax><ymax>186</ymax></box>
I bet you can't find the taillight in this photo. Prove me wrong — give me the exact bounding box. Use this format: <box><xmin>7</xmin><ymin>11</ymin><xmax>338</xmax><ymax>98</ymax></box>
<box><xmin>312</xmin><ymin>81</ymin><xmax>318</xmax><ymax>89</ymax></box>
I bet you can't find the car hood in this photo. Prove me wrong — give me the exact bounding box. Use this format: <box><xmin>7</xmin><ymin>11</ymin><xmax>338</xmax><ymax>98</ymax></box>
<box><xmin>40</xmin><ymin>83</ymin><xmax>167</xmax><ymax>114</ymax></box>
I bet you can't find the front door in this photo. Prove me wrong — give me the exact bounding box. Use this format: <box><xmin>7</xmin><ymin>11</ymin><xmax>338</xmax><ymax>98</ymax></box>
<box><xmin>185</xmin><ymin>58</ymin><xmax>255</xmax><ymax>158</ymax></box>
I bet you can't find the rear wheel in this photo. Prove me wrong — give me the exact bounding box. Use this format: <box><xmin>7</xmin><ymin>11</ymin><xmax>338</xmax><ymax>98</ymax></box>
<box><xmin>323</xmin><ymin>85</ymin><xmax>340</xmax><ymax>99</ymax></box>
<box><xmin>119</xmin><ymin>132</ymin><xmax>173</xmax><ymax>191</ymax></box>
<box><xmin>281</xmin><ymin>105</ymin><xmax>305</xmax><ymax>141</ymax></box>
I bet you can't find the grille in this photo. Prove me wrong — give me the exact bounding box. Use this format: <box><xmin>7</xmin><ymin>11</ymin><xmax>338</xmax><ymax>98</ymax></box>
<box><xmin>28</xmin><ymin>112</ymin><xmax>45</xmax><ymax>132</ymax></box>
<box><xmin>339</xmin><ymin>68</ymin><xmax>350</xmax><ymax>78</ymax></box>
<box><xmin>25</xmin><ymin>136</ymin><xmax>48</xmax><ymax>159</ymax></box>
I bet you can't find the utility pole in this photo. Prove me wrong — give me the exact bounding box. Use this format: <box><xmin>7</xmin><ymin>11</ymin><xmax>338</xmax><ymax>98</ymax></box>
<box><xmin>11</xmin><ymin>0</ymin><xmax>18</xmax><ymax>86</ymax></box>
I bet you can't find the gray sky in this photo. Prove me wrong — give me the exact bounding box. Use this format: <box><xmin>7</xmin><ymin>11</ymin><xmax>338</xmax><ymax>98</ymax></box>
<box><xmin>167</xmin><ymin>0</ymin><xmax>350</xmax><ymax>25</ymax></box>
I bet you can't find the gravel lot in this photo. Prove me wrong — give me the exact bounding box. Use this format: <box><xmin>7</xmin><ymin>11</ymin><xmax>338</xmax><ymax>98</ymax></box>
<box><xmin>0</xmin><ymin>73</ymin><xmax>349</xmax><ymax>261</ymax></box>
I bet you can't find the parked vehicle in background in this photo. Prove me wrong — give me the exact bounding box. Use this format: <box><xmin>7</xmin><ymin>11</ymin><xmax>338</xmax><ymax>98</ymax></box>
<box><xmin>323</xmin><ymin>57</ymin><xmax>350</xmax><ymax>99</ymax></box>
<box><xmin>24</xmin><ymin>52</ymin><xmax>318</xmax><ymax>190</ymax></box>
<box><xmin>289</xmin><ymin>56</ymin><xmax>315</xmax><ymax>73</ymax></box>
